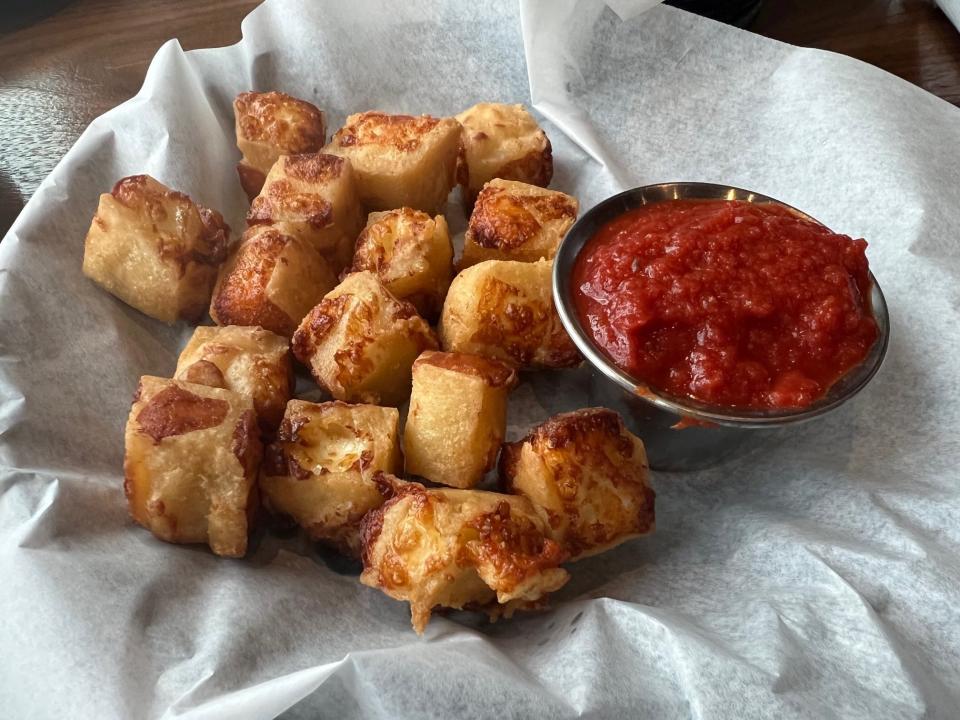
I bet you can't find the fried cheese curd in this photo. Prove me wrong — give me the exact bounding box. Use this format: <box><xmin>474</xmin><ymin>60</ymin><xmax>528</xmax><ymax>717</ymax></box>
<box><xmin>234</xmin><ymin>91</ymin><xmax>327</xmax><ymax>201</ymax></box>
<box><xmin>325</xmin><ymin>111</ymin><xmax>462</xmax><ymax>212</ymax></box>
<box><xmin>174</xmin><ymin>325</ymin><xmax>293</xmax><ymax>436</ymax></box>
<box><xmin>292</xmin><ymin>271</ymin><xmax>438</xmax><ymax>405</ymax></box>
<box><xmin>260</xmin><ymin>400</ymin><xmax>401</xmax><ymax>555</ymax></box>
<box><xmin>404</xmin><ymin>351</ymin><xmax>517</xmax><ymax>489</ymax></box>
<box><xmin>500</xmin><ymin>408</ymin><xmax>655</xmax><ymax>560</ymax></box>
<box><xmin>460</xmin><ymin>179</ymin><xmax>578</xmax><ymax>268</ymax></box>
<box><xmin>455</xmin><ymin>102</ymin><xmax>553</xmax><ymax>206</ymax></box>
<box><xmin>439</xmin><ymin>258</ymin><xmax>581</xmax><ymax>369</ymax></box>
<box><xmin>348</xmin><ymin>207</ymin><xmax>453</xmax><ymax>320</ymax></box>
<box><xmin>82</xmin><ymin>175</ymin><xmax>230</xmax><ymax>323</ymax></box>
<box><xmin>123</xmin><ymin>376</ymin><xmax>262</xmax><ymax>557</ymax></box>
<box><xmin>210</xmin><ymin>224</ymin><xmax>337</xmax><ymax>337</ymax></box>
<box><xmin>359</xmin><ymin>473</ymin><xmax>570</xmax><ymax>634</ymax></box>
<box><xmin>248</xmin><ymin>151</ymin><xmax>363</xmax><ymax>271</ymax></box>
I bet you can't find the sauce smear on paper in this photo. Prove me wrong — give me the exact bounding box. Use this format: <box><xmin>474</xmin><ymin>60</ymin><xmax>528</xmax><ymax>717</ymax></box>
<box><xmin>572</xmin><ymin>199</ymin><xmax>878</xmax><ymax>409</ymax></box>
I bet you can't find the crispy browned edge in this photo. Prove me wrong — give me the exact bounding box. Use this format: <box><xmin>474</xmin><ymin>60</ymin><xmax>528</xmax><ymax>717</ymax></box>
<box><xmin>499</xmin><ymin>407</ymin><xmax>632</xmax><ymax>491</ymax></box>
<box><xmin>331</xmin><ymin>112</ymin><xmax>444</xmax><ymax>153</ymax></box>
<box><xmin>413</xmin><ymin>350</ymin><xmax>518</xmax><ymax>389</ymax></box>
<box><xmin>210</xmin><ymin>226</ymin><xmax>298</xmax><ymax>336</ymax></box>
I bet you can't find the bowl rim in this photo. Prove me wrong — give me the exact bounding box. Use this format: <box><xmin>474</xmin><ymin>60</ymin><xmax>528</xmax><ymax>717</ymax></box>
<box><xmin>552</xmin><ymin>181</ymin><xmax>891</xmax><ymax>428</ymax></box>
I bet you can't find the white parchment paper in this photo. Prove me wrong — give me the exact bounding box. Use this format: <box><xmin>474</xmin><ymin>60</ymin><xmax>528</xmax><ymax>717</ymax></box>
<box><xmin>2</xmin><ymin>1</ymin><xmax>960</xmax><ymax>717</ymax></box>
<box><xmin>937</xmin><ymin>0</ymin><xmax>960</xmax><ymax>34</ymax></box>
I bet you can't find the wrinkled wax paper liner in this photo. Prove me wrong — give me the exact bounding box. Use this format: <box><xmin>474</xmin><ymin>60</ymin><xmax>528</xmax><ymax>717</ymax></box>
<box><xmin>1</xmin><ymin>0</ymin><xmax>960</xmax><ymax>718</ymax></box>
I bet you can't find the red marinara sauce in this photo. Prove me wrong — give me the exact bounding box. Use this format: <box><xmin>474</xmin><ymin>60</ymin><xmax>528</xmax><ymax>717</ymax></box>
<box><xmin>572</xmin><ymin>200</ymin><xmax>879</xmax><ymax>410</ymax></box>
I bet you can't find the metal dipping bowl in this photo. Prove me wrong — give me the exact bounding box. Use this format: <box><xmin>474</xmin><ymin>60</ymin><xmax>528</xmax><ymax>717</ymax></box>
<box><xmin>553</xmin><ymin>182</ymin><xmax>890</xmax><ymax>472</ymax></box>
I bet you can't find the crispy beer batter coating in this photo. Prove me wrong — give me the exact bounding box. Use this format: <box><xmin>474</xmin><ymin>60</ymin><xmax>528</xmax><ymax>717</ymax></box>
<box><xmin>123</xmin><ymin>376</ymin><xmax>262</xmax><ymax>557</ymax></box>
<box><xmin>348</xmin><ymin>207</ymin><xmax>453</xmax><ymax>319</ymax></box>
<box><xmin>234</xmin><ymin>91</ymin><xmax>327</xmax><ymax>200</ymax></box>
<box><xmin>210</xmin><ymin>224</ymin><xmax>337</xmax><ymax>337</ymax></box>
<box><xmin>248</xmin><ymin>152</ymin><xmax>363</xmax><ymax>271</ymax></box>
<box><xmin>455</xmin><ymin>103</ymin><xmax>553</xmax><ymax>206</ymax></box>
<box><xmin>440</xmin><ymin>258</ymin><xmax>581</xmax><ymax>369</ymax></box>
<box><xmin>500</xmin><ymin>408</ymin><xmax>655</xmax><ymax>560</ymax></box>
<box><xmin>260</xmin><ymin>400</ymin><xmax>401</xmax><ymax>555</ymax></box>
<box><xmin>82</xmin><ymin>175</ymin><xmax>229</xmax><ymax>323</ymax></box>
<box><xmin>460</xmin><ymin>179</ymin><xmax>577</xmax><ymax>268</ymax></box>
<box><xmin>175</xmin><ymin>325</ymin><xmax>293</xmax><ymax>435</ymax></box>
<box><xmin>292</xmin><ymin>271</ymin><xmax>438</xmax><ymax>405</ymax></box>
<box><xmin>404</xmin><ymin>351</ymin><xmax>517</xmax><ymax>488</ymax></box>
<box><xmin>360</xmin><ymin>474</ymin><xmax>569</xmax><ymax>634</ymax></box>
<box><xmin>325</xmin><ymin>111</ymin><xmax>462</xmax><ymax>212</ymax></box>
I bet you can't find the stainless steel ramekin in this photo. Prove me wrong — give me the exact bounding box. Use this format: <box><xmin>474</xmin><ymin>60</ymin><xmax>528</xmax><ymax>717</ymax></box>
<box><xmin>553</xmin><ymin>182</ymin><xmax>890</xmax><ymax>471</ymax></box>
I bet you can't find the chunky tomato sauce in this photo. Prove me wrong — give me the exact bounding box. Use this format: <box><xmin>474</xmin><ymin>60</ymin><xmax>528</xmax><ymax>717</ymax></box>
<box><xmin>573</xmin><ymin>200</ymin><xmax>878</xmax><ymax>409</ymax></box>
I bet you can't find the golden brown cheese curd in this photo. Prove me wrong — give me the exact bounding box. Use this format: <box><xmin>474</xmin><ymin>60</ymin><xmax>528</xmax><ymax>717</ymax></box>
<box><xmin>439</xmin><ymin>258</ymin><xmax>580</xmax><ymax>369</ymax></box>
<box><xmin>123</xmin><ymin>376</ymin><xmax>261</xmax><ymax>558</ymax></box>
<box><xmin>455</xmin><ymin>103</ymin><xmax>553</xmax><ymax>205</ymax></box>
<box><xmin>260</xmin><ymin>400</ymin><xmax>401</xmax><ymax>555</ymax></box>
<box><xmin>460</xmin><ymin>179</ymin><xmax>578</xmax><ymax>268</ymax></box>
<box><xmin>292</xmin><ymin>271</ymin><xmax>438</xmax><ymax>406</ymax></box>
<box><xmin>500</xmin><ymin>408</ymin><xmax>655</xmax><ymax>560</ymax></box>
<box><xmin>210</xmin><ymin>225</ymin><xmax>337</xmax><ymax>337</ymax></box>
<box><xmin>404</xmin><ymin>351</ymin><xmax>517</xmax><ymax>488</ymax></box>
<box><xmin>348</xmin><ymin>208</ymin><xmax>453</xmax><ymax>319</ymax></box>
<box><xmin>325</xmin><ymin>112</ymin><xmax>461</xmax><ymax>213</ymax></box>
<box><xmin>234</xmin><ymin>91</ymin><xmax>327</xmax><ymax>201</ymax></box>
<box><xmin>359</xmin><ymin>474</ymin><xmax>569</xmax><ymax>634</ymax></box>
<box><xmin>174</xmin><ymin>325</ymin><xmax>293</xmax><ymax>435</ymax></box>
<box><xmin>248</xmin><ymin>152</ymin><xmax>363</xmax><ymax>271</ymax></box>
<box><xmin>82</xmin><ymin>175</ymin><xmax>229</xmax><ymax>324</ymax></box>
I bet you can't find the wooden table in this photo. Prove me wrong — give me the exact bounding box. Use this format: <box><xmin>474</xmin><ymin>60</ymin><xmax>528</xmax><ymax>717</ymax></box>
<box><xmin>1</xmin><ymin>0</ymin><xmax>959</xmax><ymax>236</ymax></box>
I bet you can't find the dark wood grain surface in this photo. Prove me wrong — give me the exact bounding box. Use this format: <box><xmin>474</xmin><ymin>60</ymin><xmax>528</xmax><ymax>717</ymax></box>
<box><xmin>1</xmin><ymin>0</ymin><xmax>959</xmax><ymax>237</ymax></box>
